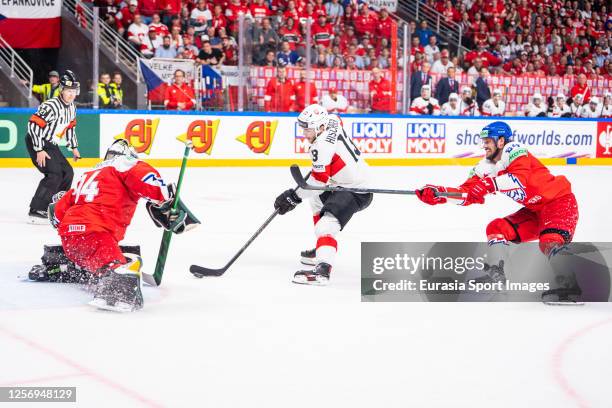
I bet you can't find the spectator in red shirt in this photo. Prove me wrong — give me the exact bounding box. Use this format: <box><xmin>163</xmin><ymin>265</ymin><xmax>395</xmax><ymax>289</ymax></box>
<box><xmin>164</xmin><ymin>70</ymin><xmax>196</xmax><ymax>111</ymax></box>
<box><xmin>312</xmin><ymin>14</ymin><xmax>334</xmax><ymax>49</ymax></box>
<box><xmin>279</xmin><ymin>17</ymin><xmax>301</xmax><ymax>51</ymax></box>
<box><xmin>354</xmin><ymin>4</ymin><xmax>377</xmax><ymax>38</ymax></box>
<box><xmin>377</xmin><ymin>8</ymin><xmax>393</xmax><ymax>39</ymax></box>
<box><xmin>226</xmin><ymin>0</ymin><xmax>251</xmax><ymax>34</ymax></box>
<box><xmin>116</xmin><ymin>0</ymin><xmax>139</xmax><ymax>35</ymax></box>
<box><xmin>369</xmin><ymin>67</ymin><xmax>392</xmax><ymax>113</ymax></box>
<box><xmin>211</xmin><ymin>5</ymin><xmax>228</xmax><ymax>34</ymax></box>
<box><xmin>264</xmin><ymin>66</ymin><xmax>297</xmax><ymax>112</ymax></box>
<box><xmin>160</xmin><ymin>0</ymin><xmax>181</xmax><ymax>26</ymax></box>
<box><xmin>294</xmin><ymin>70</ymin><xmax>319</xmax><ymax>111</ymax></box>
<box><xmin>570</xmin><ymin>73</ymin><xmax>591</xmax><ymax>103</ymax></box>
<box><xmin>250</xmin><ymin>0</ymin><xmax>270</xmax><ymax>23</ymax></box>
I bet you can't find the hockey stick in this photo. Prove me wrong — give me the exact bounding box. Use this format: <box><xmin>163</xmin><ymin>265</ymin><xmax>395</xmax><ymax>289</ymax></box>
<box><xmin>189</xmin><ymin>172</ymin><xmax>311</xmax><ymax>278</ymax></box>
<box><xmin>150</xmin><ymin>140</ymin><xmax>193</xmax><ymax>286</ymax></box>
<box><xmin>289</xmin><ymin>165</ymin><xmax>465</xmax><ymax>197</ymax></box>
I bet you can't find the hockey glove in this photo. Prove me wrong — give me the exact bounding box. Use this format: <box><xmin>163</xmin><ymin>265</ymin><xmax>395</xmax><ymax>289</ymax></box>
<box><xmin>416</xmin><ymin>185</ymin><xmax>448</xmax><ymax>205</ymax></box>
<box><xmin>274</xmin><ymin>189</ymin><xmax>302</xmax><ymax>214</ymax></box>
<box><xmin>146</xmin><ymin>198</ymin><xmax>201</xmax><ymax>234</ymax></box>
<box><xmin>426</xmin><ymin>103</ymin><xmax>434</xmax><ymax>114</ymax></box>
<box><xmin>466</xmin><ymin>176</ymin><xmax>497</xmax><ymax>203</ymax></box>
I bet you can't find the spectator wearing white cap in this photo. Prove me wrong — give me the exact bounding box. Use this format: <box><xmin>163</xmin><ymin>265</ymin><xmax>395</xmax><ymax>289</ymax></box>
<box><xmin>321</xmin><ymin>86</ymin><xmax>349</xmax><ymax>113</ymax></box>
<box><xmin>440</xmin><ymin>93</ymin><xmax>460</xmax><ymax>116</ymax></box>
<box><xmin>481</xmin><ymin>88</ymin><xmax>505</xmax><ymax>116</ymax></box>
<box><xmin>524</xmin><ymin>93</ymin><xmax>548</xmax><ymax>117</ymax></box>
<box><xmin>549</xmin><ymin>93</ymin><xmax>571</xmax><ymax>118</ymax></box>
<box><xmin>410</xmin><ymin>84</ymin><xmax>440</xmax><ymax>115</ymax></box>
<box><xmin>578</xmin><ymin>97</ymin><xmax>602</xmax><ymax>118</ymax></box>
<box><xmin>602</xmin><ymin>93</ymin><xmax>612</xmax><ymax>118</ymax></box>
<box><xmin>459</xmin><ymin>86</ymin><xmax>479</xmax><ymax>116</ymax></box>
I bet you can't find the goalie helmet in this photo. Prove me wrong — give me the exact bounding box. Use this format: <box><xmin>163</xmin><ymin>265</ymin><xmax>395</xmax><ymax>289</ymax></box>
<box><xmin>105</xmin><ymin>139</ymin><xmax>138</xmax><ymax>161</ymax></box>
<box><xmin>297</xmin><ymin>104</ymin><xmax>329</xmax><ymax>134</ymax></box>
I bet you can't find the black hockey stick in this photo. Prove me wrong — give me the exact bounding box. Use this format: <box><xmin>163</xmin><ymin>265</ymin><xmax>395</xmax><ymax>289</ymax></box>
<box><xmin>189</xmin><ymin>172</ymin><xmax>311</xmax><ymax>278</ymax></box>
<box><xmin>289</xmin><ymin>165</ymin><xmax>465</xmax><ymax>197</ymax></box>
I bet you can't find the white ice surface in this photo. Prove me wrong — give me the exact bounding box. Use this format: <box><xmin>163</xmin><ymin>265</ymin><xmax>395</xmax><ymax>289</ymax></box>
<box><xmin>1</xmin><ymin>166</ymin><xmax>611</xmax><ymax>408</ymax></box>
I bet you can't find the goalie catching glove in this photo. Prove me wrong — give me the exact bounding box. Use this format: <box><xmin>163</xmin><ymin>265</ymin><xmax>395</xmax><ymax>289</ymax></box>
<box><xmin>146</xmin><ymin>195</ymin><xmax>201</xmax><ymax>234</ymax></box>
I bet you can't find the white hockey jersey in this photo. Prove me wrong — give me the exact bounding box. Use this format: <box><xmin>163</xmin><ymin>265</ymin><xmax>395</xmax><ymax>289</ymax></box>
<box><xmin>570</xmin><ymin>103</ymin><xmax>582</xmax><ymax>117</ymax></box>
<box><xmin>440</xmin><ymin>102</ymin><xmax>460</xmax><ymax>116</ymax></box>
<box><xmin>481</xmin><ymin>99</ymin><xmax>506</xmax><ymax>116</ymax></box>
<box><xmin>296</xmin><ymin>115</ymin><xmax>369</xmax><ymax>200</ymax></box>
<box><xmin>578</xmin><ymin>105</ymin><xmax>602</xmax><ymax>118</ymax></box>
<box><xmin>458</xmin><ymin>100</ymin><xmax>479</xmax><ymax>116</ymax></box>
<box><xmin>524</xmin><ymin>103</ymin><xmax>548</xmax><ymax>117</ymax></box>
<box><xmin>410</xmin><ymin>97</ymin><xmax>441</xmax><ymax>115</ymax></box>
<box><xmin>548</xmin><ymin>104</ymin><xmax>571</xmax><ymax>118</ymax></box>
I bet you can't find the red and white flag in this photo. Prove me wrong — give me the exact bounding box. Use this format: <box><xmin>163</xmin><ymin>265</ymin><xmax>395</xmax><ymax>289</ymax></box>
<box><xmin>0</xmin><ymin>1</ymin><xmax>62</xmax><ymax>49</ymax></box>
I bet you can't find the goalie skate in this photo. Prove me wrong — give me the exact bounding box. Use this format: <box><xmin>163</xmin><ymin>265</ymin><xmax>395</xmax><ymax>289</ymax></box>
<box><xmin>89</xmin><ymin>257</ymin><xmax>144</xmax><ymax>312</ymax></box>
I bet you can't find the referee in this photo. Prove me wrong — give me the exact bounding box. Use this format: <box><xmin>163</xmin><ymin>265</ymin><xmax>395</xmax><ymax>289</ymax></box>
<box><xmin>26</xmin><ymin>70</ymin><xmax>81</xmax><ymax>223</ymax></box>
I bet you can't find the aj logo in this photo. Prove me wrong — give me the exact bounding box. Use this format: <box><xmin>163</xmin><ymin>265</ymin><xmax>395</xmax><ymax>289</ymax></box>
<box><xmin>115</xmin><ymin>118</ymin><xmax>160</xmax><ymax>155</ymax></box>
<box><xmin>177</xmin><ymin>119</ymin><xmax>220</xmax><ymax>155</ymax></box>
<box><xmin>236</xmin><ymin>121</ymin><xmax>277</xmax><ymax>155</ymax></box>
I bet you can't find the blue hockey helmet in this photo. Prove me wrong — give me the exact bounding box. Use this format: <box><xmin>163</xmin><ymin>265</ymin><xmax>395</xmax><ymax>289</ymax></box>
<box><xmin>479</xmin><ymin>121</ymin><xmax>513</xmax><ymax>143</ymax></box>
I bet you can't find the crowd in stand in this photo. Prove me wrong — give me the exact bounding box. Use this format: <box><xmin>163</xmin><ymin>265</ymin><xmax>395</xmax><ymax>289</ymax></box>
<box><xmin>92</xmin><ymin>0</ymin><xmax>395</xmax><ymax>70</ymax></box>
<box><xmin>82</xmin><ymin>0</ymin><xmax>610</xmax><ymax>114</ymax></box>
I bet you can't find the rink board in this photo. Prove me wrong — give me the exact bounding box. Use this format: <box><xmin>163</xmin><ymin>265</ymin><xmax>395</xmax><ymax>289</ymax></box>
<box><xmin>1</xmin><ymin>108</ymin><xmax>611</xmax><ymax>166</ymax></box>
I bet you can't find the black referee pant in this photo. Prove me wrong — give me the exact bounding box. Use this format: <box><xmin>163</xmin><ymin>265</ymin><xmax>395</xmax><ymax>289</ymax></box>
<box><xmin>26</xmin><ymin>136</ymin><xmax>74</xmax><ymax>212</ymax></box>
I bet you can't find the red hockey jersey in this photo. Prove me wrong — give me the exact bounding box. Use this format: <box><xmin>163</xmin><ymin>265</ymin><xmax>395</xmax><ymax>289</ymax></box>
<box><xmin>54</xmin><ymin>157</ymin><xmax>170</xmax><ymax>242</ymax></box>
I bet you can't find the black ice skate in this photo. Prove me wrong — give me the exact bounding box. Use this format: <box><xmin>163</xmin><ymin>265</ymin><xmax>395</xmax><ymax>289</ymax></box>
<box><xmin>28</xmin><ymin>209</ymin><xmax>48</xmax><ymax>225</ymax></box>
<box><xmin>542</xmin><ymin>285</ymin><xmax>584</xmax><ymax>306</ymax></box>
<box><xmin>293</xmin><ymin>262</ymin><xmax>331</xmax><ymax>286</ymax></box>
<box><xmin>300</xmin><ymin>248</ymin><xmax>316</xmax><ymax>266</ymax></box>
<box><xmin>89</xmin><ymin>258</ymin><xmax>143</xmax><ymax>312</ymax></box>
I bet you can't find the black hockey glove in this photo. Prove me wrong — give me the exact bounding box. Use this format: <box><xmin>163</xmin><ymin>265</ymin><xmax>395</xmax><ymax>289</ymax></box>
<box><xmin>465</xmin><ymin>97</ymin><xmax>473</xmax><ymax>105</ymax></box>
<box><xmin>426</xmin><ymin>103</ymin><xmax>434</xmax><ymax>114</ymax></box>
<box><xmin>537</xmin><ymin>112</ymin><xmax>547</xmax><ymax>117</ymax></box>
<box><xmin>566</xmin><ymin>97</ymin><xmax>573</xmax><ymax>106</ymax></box>
<box><xmin>274</xmin><ymin>189</ymin><xmax>302</xmax><ymax>215</ymax></box>
<box><xmin>561</xmin><ymin>112</ymin><xmax>572</xmax><ymax>118</ymax></box>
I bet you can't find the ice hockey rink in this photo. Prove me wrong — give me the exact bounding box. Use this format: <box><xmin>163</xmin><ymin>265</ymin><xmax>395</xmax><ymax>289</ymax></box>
<box><xmin>1</xmin><ymin>165</ymin><xmax>611</xmax><ymax>408</ymax></box>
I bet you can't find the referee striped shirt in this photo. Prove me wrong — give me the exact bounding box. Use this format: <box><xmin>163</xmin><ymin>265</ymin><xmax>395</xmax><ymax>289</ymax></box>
<box><xmin>28</xmin><ymin>96</ymin><xmax>78</xmax><ymax>152</ymax></box>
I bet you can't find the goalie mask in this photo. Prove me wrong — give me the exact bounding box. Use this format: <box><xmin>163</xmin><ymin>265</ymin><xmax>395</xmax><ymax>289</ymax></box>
<box><xmin>105</xmin><ymin>139</ymin><xmax>138</xmax><ymax>161</ymax></box>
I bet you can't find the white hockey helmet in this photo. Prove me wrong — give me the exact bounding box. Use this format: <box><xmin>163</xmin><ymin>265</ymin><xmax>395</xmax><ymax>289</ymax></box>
<box><xmin>105</xmin><ymin>138</ymin><xmax>138</xmax><ymax>161</ymax></box>
<box><xmin>297</xmin><ymin>104</ymin><xmax>329</xmax><ymax>134</ymax></box>
<box><xmin>589</xmin><ymin>96</ymin><xmax>599</xmax><ymax>105</ymax></box>
<box><xmin>449</xmin><ymin>93</ymin><xmax>459</xmax><ymax>102</ymax></box>
<box><xmin>421</xmin><ymin>84</ymin><xmax>431</xmax><ymax>97</ymax></box>
<box><xmin>461</xmin><ymin>86</ymin><xmax>472</xmax><ymax>95</ymax></box>
<box><xmin>533</xmin><ymin>93</ymin><xmax>542</xmax><ymax>101</ymax></box>
<box><xmin>556</xmin><ymin>92</ymin><xmax>566</xmax><ymax>100</ymax></box>
<box><xmin>493</xmin><ymin>89</ymin><xmax>503</xmax><ymax>97</ymax></box>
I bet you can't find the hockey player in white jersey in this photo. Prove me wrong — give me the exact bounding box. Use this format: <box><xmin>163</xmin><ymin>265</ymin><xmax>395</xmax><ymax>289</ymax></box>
<box><xmin>549</xmin><ymin>93</ymin><xmax>572</xmax><ymax>118</ymax></box>
<box><xmin>459</xmin><ymin>86</ymin><xmax>479</xmax><ymax>116</ymax></box>
<box><xmin>409</xmin><ymin>84</ymin><xmax>441</xmax><ymax>115</ymax></box>
<box><xmin>440</xmin><ymin>93</ymin><xmax>460</xmax><ymax>116</ymax></box>
<box><xmin>273</xmin><ymin>104</ymin><xmax>373</xmax><ymax>285</ymax></box>
<box><xmin>602</xmin><ymin>92</ymin><xmax>612</xmax><ymax>118</ymax></box>
<box><xmin>578</xmin><ymin>97</ymin><xmax>602</xmax><ymax>118</ymax></box>
<box><xmin>523</xmin><ymin>93</ymin><xmax>548</xmax><ymax>117</ymax></box>
<box><xmin>569</xmin><ymin>94</ymin><xmax>584</xmax><ymax>117</ymax></box>
<box><xmin>481</xmin><ymin>89</ymin><xmax>506</xmax><ymax>116</ymax></box>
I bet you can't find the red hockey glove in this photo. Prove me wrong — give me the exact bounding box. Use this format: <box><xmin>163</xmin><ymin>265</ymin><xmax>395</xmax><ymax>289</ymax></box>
<box><xmin>466</xmin><ymin>176</ymin><xmax>497</xmax><ymax>203</ymax></box>
<box><xmin>416</xmin><ymin>184</ymin><xmax>449</xmax><ymax>205</ymax></box>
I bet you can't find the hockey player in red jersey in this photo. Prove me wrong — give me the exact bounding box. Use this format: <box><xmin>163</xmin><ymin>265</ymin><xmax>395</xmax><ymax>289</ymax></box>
<box><xmin>38</xmin><ymin>139</ymin><xmax>199</xmax><ymax>312</ymax></box>
<box><xmin>273</xmin><ymin>104</ymin><xmax>372</xmax><ymax>285</ymax></box>
<box><xmin>415</xmin><ymin>121</ymin><xmax>579</xmax><ymax>257</ymax></box>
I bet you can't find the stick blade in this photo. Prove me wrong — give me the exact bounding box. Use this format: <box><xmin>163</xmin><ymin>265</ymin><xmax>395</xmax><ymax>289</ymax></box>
<box><xmin>289</xmin><ymin>164</ymin><xmax>309</xmax><ymax>188</ymax></box>
<box><xmin>190</xmin><ymin>264</ymin><xmax>227</xmax><ymax>277</ymax></box>
<box><xmin>142</xmin><ymin>272</ymin><xmax>159</xmax><ymax>287</ymax></box>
